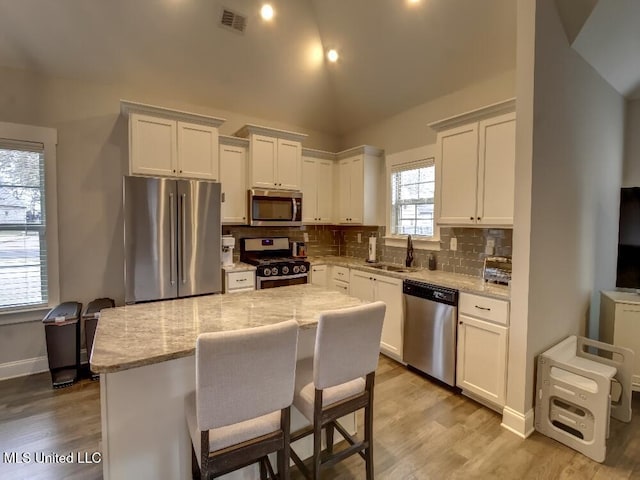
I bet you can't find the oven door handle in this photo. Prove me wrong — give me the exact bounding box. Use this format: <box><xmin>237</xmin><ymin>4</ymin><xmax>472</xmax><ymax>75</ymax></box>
<box><xmin>292</xmin><ymin>198</ymin><xmax>298</xmax><ymax>221</ymax></box>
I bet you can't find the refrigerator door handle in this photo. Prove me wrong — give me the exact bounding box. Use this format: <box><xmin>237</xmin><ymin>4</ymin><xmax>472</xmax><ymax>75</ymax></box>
<box><xmin>169</xmin><ymin>192</ymin><xmax>176</xmax><ymax>286</ymax></box>
<box><xmin>181</xmin><ymin>193</ymin><xmax>187</xmax><ymax>285</ymax></box>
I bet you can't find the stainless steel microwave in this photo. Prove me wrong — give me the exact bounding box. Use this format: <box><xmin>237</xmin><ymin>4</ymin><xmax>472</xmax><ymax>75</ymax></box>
<box><xmin>248</xmin><ymin>189</ymin><xmax>302</xmax><ymax>226</ymax></box>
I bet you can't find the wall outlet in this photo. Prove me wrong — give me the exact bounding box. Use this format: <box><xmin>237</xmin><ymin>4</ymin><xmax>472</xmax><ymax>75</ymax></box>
<box><xmin>357</xmin><ymin>233</ymin><xmax>362</xmax><ymax>243</ymax></box>
<box><xmin>303</xmin><ymin>232</ymin><xmax>309</xmax><ymax>243</ymax></box>
<box><xmin>450</xmin><ymin>237</ymin><xmax>457</xmax><ymax>251</ymax></box>
<box><xmin>485</xmin><ymin>237</ymin><xmax>495</xmax><ymax>255</ymax></box>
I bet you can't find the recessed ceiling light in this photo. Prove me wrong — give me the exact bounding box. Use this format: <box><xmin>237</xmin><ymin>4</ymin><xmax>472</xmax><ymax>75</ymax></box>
<box><xmin>407</xmin><ymin>0</ymin><xmax>421</xmax><ymax>5</ymax></box>
<box><xmin>260</xmin><ymin>4</ymin><xmax>274</xmax><ymax>21</ymax></box>
<box><xmin>327</xmin><ymin>49</ymin><xmax>339</xmax><ymax>63</ymax></box>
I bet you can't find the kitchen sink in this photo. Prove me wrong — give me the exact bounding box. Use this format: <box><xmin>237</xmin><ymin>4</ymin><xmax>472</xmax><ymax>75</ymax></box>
<box><xmin>368</xmin><ymin>264</ymin><xmax>417</xmax><ymax>273</ymax></box>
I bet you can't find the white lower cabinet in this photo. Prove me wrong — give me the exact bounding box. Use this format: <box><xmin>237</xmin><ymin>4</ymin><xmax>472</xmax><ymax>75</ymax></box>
<box><xmin>349</xmin><ymin>269</ymin><xmax>403</xmax><ymax>361</ymax></box>
<box><xmin>310</xmin><ymin>265</ymin><xmax>328</xmax><ymax>287</ymax></box>
<box><xmin>223</xmin><ymin>270</ymin><xmax>256</xmax><ymax>293</ymax></box>
<box><xmin>456</xmin><ymin>293</ymin><xmax>509</xmax><ymax>408</ymax></box>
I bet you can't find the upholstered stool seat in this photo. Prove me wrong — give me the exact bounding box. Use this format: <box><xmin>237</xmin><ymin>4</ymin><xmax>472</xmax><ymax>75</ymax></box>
<box><xmin>186</xmin><ymin>320</ymin><xmax>299</xmax><ymax>480</ymax></box>
<box><xmin>294</xmin><ymin>357</ymin><xmax>366</xmax><ymax>422</ymax></box>
<box><xmin>290</xmin><ymin>301</ymin><xmax>386</xmax><ymax>480</ymax></box>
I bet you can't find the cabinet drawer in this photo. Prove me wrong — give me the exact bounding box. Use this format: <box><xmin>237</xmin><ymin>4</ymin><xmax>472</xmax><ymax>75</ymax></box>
<box><xmin>227</xmin><ymin>271</ymin><xmax>255</xmax><ymax>290</ymax></box>
<box><xmin>333</xmin><ymin>266</ymin><xmax>349</xmax><ymax>282</ymax></box>
<box><xmin>333</xmin><ymin>279</ymin><xmax>349</xmax><ymax>294</ymax></box>
<box><xmin>459</xmin><ymin>293</ymin><xmax>509</xmax><ymax>325</ymax></box>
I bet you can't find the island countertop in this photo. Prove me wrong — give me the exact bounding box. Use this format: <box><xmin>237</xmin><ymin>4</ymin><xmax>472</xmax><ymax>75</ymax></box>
<box><xmin>91</xmin><ymin>284</ymin><xmax>365</xmax><ymax>374</ymax></box>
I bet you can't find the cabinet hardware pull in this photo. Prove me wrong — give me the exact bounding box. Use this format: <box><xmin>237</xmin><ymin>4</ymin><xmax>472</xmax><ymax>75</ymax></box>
<box><xmin>459</xmin><ymin>321</ymin><xmax>463</xmax><ymax>325</ymax></box>
<box><xmin>475</xmin><ymin>305</ymin><xmax>491</xmax><ymax>311</ymax></box>
<box><xmin>237</xmin><ymin>278</ymin><xmax>247</xmax><ymax>282</ymax></box>
<box><xmin>477</xmin><ymin>217</ymin><xmax>481</xmax><ymax>220</ymax></box>
<box><xmin>470</xmin><ymin>216</ymin><xmax>474</xmax><ymax>220</ymax></box>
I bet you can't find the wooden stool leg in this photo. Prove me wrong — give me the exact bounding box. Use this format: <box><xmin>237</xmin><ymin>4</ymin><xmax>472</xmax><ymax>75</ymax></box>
<box><xmin>279</xmin><ymin>407</ymin><xmax>290</xmax><ymax>480</ymax></box>
<box><xmin>364</xmin><ymin>404</ymin><xmax>374</xmax><ymax>480</ymax></box>
<box><xmin>325</xmin><ymin>422</ymin><xmax>334</xmax><ymax>455</ymax></box>
<box><xmin>313</xmin><ymin>389</ymin><xmax>323</xmax><ymax>480</ymax></box>
<box><xmin>260</xmin><ymin>457</ymin><xmax>268</xmax><ymax>480</ymax></box>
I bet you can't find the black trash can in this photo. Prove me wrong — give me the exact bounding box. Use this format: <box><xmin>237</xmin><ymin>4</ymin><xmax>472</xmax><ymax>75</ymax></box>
<box><xmin>83</xmin><ymin>298</ymin><xmax>115</xmax><ymax>380</ymax></box>
<box><xmin>43</xmin><ymin>302</ymin><xmax>82</xmax><ymax>388</ymax></box>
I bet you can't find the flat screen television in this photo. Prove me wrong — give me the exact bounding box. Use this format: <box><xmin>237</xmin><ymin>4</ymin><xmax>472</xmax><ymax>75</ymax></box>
<box><xmin>616</xmin><ymin>187</ymin><xmax>640</xmax><ymax>289</ymax></box>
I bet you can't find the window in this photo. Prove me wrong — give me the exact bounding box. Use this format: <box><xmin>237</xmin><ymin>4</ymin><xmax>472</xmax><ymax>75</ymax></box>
<box><xmin>0</xmin><ymin>122</ymin><xmax>58</xmax><ymax>316</ymax></box>
<box><xmin>390</xmin><ymin>159</ymin><xmax>435</xmax><ymax>237</ymax></box>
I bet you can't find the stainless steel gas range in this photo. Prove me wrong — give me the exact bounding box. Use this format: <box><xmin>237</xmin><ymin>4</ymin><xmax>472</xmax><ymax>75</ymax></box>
<box><xmin>240</xmin><ymin>237</ymin><xmax>310</xmax><ymax>290</ymax></box>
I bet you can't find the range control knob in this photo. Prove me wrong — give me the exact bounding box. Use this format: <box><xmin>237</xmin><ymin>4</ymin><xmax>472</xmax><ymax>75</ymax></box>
<box><xmin>262</xmin><ymin>267</ymin><xmax>271</xmax><ymax>277</ymax></box>
<box><xmin>282</xmin><ymin>266</ymin><xmax>290</xmax><ymax>275</ymax></box>
<box><xmin>299</xmin><ymin>264</ymin><xmax>307</xmax><ymax>273</ymax></box>
<box><xmin>270</xmin><ymin>267</ymin><xmax>279</xmax><ymax>276</ymax></box>
<box><xmin>293</xmin><ymin>266</ymin><xmax>300</xmax><ymax>274</ymax></box>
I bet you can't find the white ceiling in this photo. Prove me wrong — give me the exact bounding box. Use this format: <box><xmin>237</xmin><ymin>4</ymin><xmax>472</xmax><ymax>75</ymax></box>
<box><xmin>0</xmin><ymin>0</ymin><xmax>516</xmax><ymax>136</ymax></box>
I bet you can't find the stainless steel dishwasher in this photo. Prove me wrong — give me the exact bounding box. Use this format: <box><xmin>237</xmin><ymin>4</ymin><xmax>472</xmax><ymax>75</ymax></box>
<box><xmin>403</xmin><ymin>279</ymin><xmax>459</xmax><ymax>386</ymax></box>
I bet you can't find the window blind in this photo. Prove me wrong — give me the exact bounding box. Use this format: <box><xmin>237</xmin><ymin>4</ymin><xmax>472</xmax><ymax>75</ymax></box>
<box><xmin>0</xmin><ymin>139</ymin><xmax>47</xmax><ymax>310</ymax></box>
<box><xmin>390</xmin><ymin>158</ymin><xmax>435</xmax><ymax>237</ymax></box>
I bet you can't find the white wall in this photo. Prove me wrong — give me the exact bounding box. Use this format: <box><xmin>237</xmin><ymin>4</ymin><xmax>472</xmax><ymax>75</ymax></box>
<box><xmin>623</xmin><ymin>99</ymin><xmax>640</xmax><ymax>186</ymax></box>
<box><xmin>507</xmin><ymin>0</ymin><xmax>625</xmax><ymax>425</ymax></box>
<box><xmin>0</xmin><ymin>65</ymin><xmax>338</xmax><ymax>368</ymax></box>
<box><xmin>339</xmin><ymin>69</ymin><xmax>516</xmax><ymax>155</ymax></box>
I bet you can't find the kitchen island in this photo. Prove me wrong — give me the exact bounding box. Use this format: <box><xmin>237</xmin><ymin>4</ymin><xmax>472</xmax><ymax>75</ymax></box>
<box><xmin>91</xmin><ymin>284</ymin><xmax>366</xmax><ymax>480</ymax></box>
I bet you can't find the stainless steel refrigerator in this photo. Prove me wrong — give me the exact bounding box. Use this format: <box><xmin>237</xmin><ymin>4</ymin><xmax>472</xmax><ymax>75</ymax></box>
<box><xmin>124</xmin><ymin>176</ymin><xmax>222</xmax><ymax>304</ymax></box>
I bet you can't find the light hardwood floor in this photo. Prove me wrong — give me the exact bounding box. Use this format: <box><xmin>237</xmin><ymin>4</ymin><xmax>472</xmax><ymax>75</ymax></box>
<box><xmin>0</xmin><ymin>357</ymin><xmax>638</xmax><ymax>479</ymax></box>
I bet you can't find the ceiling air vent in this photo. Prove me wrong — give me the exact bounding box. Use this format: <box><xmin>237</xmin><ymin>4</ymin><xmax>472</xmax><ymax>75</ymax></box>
<box><xmin>220</xmin><ymin>8</ymin><xmax>247</xmax><ymax>34</ymax></box>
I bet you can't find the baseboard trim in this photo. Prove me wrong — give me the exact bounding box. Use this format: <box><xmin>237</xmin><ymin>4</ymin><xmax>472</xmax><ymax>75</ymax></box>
<box><xmin>0</xmin><ymin>356</ymin><xmax>49</xmax><ymax>381</ymax></box>
<box><xmin>501</xmin><ymin>406</ymin><xmax>535</xmax><ymax>438</ymax></box>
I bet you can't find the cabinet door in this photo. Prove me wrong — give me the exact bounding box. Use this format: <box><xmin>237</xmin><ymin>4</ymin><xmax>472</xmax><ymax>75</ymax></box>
<box><xmin>457</xmin><ymin>314</ymin><xmax>508</xmax><ymax>406</ymax></box>
<box><xmin>349</xmin><ymin>270</ymin><xmax>374</xmax><ymax>302</ymax></box>
<box><xmin>477</xmin><ymin>113</ymin><xmax>516</xmax><ymax>225</ymax></box>
<box><xmin>301</xmin><ymin>158</ymin><xmax>318</xmax><ymax>223</ymax></box>
<box><xmin>338</xmin><ymin>159</ymin><xmax>352</xmax><ymax>223</ymax></box>
<box><xmin>613</xmin><ymin>306</ymin><xmax>640</xmax><ymax>389</ymax></box>
<box><xmin>436</xmin><ymin>123</ymin><xmax>478</xmax><ymax>225</ymax></box>
<box><xmin>251</xmin><ymin>134</ymin><xmax>277</xmax><ymax>188</ymax></box>
<box><xmin>349</xmin><ymin>156</ymin><xmax>364</xmax><ymax>224</ymax></box>
<box><xmin>277</xmin><ymin>139</ymin><xmax>301</xmax><ymax>190</ymax></box>
<box><xmin>177</xmin><ymin>122</ymin><xmax>219</xmax><ymax>180</ymax></box>
<box><xmin>130</xmin><ymin>113</ymin><xmax>177</xmax><ymax>177</ymax></box>
<box><xmin>374</xmin><ymin>274</ymin><xmax>403</xmax><ymax>361</ymax></box>
<box><xmin>219</xmin><ymin>145</ymin><xmax>247</xmax><ymax>224</ymax></box>
<box><xmin>316</xmin><ymin>160</ymin><xmax>334</xmax><ymax>223</ymax></box>
<box><xmin>310</xmin><ymin>265</ymin><xmax>328</xmax><ymax>287</ymax></box>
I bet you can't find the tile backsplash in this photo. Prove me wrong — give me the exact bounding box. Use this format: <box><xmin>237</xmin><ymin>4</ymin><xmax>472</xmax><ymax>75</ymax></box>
<box><xmin>222</xmin><ymin>224</ymin><xmax>512</xmax><ymax>278</ymax></box>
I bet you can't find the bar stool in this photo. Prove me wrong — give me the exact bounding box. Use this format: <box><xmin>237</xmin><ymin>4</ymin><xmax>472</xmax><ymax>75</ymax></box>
<box><xmin>290</xmin><ymin>301</ymin><xmax>386</xmax><ymax>480</ymax></box>
<box><xmin>185</xmin><ymin>320</ymin><xmax>299</xmax><ymax>480</ymax></box>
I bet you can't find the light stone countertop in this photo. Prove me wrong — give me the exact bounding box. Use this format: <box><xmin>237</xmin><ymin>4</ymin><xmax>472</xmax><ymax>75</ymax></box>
<box><xmin>307</xmin><ymin>255</ymin><xmax>510</xmax><ymax>300</ymax></box>
<box><xmin>90</xmin><ymin>284</ymin><xmax>365</xmax><ymax>374</ymax></box>
<box><xmin>222</xmin><ymin>262</ymin><xmax>256</xmax><ymax>272</ymax></box>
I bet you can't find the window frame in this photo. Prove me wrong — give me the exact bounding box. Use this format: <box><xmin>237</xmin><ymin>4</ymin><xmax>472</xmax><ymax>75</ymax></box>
<box><xmin>0</xmin><ymin>121</ymin><xmax>59</xmax><ymax>324</ymax></box>
<box><xmin>384</xmin><ymin>144</ymin><xmax>440</xmax><ymax>251</ymax></box>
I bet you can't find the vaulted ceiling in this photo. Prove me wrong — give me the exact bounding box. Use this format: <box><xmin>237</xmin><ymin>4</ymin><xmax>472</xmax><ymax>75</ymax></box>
<box><xmin>0</xmin><ymin>0</ymin><xmax>517</xmax><ymax>136</ymax></box>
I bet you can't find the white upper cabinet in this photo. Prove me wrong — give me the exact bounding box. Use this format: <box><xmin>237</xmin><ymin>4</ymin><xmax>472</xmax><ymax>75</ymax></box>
<box><xmin>302</xmin><ymin>151</ymin><xmax>334</xmax><ymax>224</ymax></box>
<box><xmin>477</xmin><ymin>114</ymin><xmax>516</xmax><ymax>225</ymax></box>
<box><xmin>337</xmin><ymin>146</ymin><xmax>383</xmax><ymax>225</ymax></box>
<box><xmin>235</xmin><ymin>125</ymin><xmax>307</xmax><ymax>191</ymax></box>
<box><xmin>431</xmin><ymin>100</ymin><xmax>516</xmax><ymax>227</ymax></box>
<box><xmin>277</xmin><ymin>139</ymin><xmax>302</xmax><ymax>190</ymax></box>
<box><xmin>122</xmin><ymin>101</ymin><xmax>225</xmax><ymax>181</ymax></box>
<box><xmin>219</xmin><ymin>136</ymin><xmax>249</xmax><ymax>224</ymax></box>
<box><xmin>177</xmin><ymin>122</ymin><xmax>219</xmax><ymax>180</ymax></box>
<box><xmin>436</xmin><ymin>123</ymin><xmax>479</xmax><ymax>225</ymax></box>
